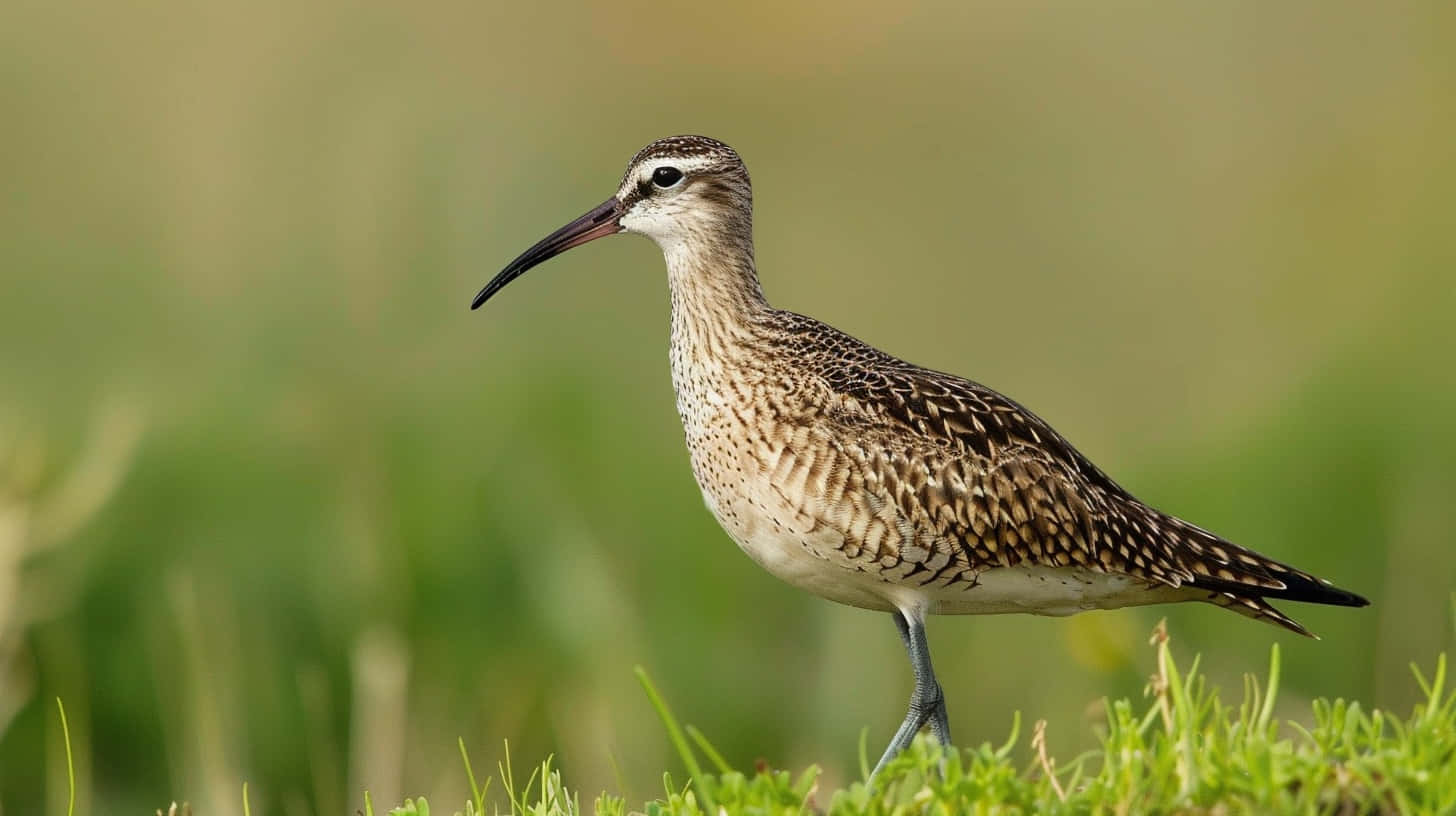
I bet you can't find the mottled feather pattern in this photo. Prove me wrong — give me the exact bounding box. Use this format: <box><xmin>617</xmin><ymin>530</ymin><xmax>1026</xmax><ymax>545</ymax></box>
<box><xmin>635</xmin><ymin>136</ymin><xmax>1366</xmax><ymax>636</ymax></box>
<box><xmin>629</xmin><ymin>135</ymin><xmax>743</xmax><ymax>169</ymax></box>
<box><xmin>670</xmin><ymin>304</ymin><xmax>1363</xmax><ymax>634</ymax></box>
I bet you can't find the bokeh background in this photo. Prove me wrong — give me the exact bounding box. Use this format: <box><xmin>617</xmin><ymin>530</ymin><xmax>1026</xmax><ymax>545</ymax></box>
<box><xmin>3</xmin><ymin>0</ymin><xmax>1454</xmax><ymax>812</ymax></box>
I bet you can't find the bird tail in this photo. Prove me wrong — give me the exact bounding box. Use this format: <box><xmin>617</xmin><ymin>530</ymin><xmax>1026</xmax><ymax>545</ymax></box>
<box><xmin>1190</xmin><ymin>569</ymin><xmax>1368</xmax><ymax>639</ymax></box>
<box><xmin>1203</xmin><ymin>591</ymin><xmax>1319</xmax><ymax>638</ymax></box>
<box><xmin>1133</xmin><ymin>504</ymin><xmax>1369</xmax><ymax>638</ymax></box>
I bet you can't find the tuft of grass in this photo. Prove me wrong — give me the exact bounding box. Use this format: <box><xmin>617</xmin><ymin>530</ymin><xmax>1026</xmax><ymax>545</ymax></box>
<box><xmin>379</xmin><ymin>628</ymin><xmax>1456</xmax><ymax>815</ymax></box>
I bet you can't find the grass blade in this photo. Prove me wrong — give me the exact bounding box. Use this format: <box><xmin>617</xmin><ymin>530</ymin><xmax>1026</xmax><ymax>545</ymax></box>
<box><xmin>634</xmin><ymin>666</ymin><xmax>714</xmax><ymax>811</ymax></box>
<box><xmin>56</xmin><ymin>698</ymin><xmax>75</xmax><ymax>816</ymax></box>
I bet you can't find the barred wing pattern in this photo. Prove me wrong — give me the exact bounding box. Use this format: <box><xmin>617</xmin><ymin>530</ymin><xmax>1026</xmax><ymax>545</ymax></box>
<box><xmin>773</xmin><ymin>313</ymin><xmax>1365</xmax><ymax>635</ymax></box>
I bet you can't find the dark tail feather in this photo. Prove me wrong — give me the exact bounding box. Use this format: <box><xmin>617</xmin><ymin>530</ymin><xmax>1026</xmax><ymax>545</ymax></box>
<box><xmin>1189</xmin><ymin>557</ymin><xmax>1368</xmax><ymax>638</ymax></box>
<box><xmin>1191</xmin><ymin>570</ymin><xmax>1370</xmax><ymax>608</ymax></box>
<box><xmin>1204</xmin><ymin>592</ymin><xmax>1318</xmax><ymax>638</ymax></box>
<box><xmin>1137</xmin><ymin>505</ymin><xmax>1370</xmax><ymax>609</ymax></box>
<box><xmin>1115</xmin><ymin>501</ymin><xmax>1369</xmax><ymax>635</ymax></box>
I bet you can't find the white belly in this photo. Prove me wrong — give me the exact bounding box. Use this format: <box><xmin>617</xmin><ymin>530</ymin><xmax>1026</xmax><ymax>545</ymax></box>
<box><xmin>697</xmin><ymin>473</ymin><xmax>1179</xmax><ymax>617</ymax></box>
<box><xmin>922</xmin><ymin>564</ymin><xmax>1183</xmax><ymax>616</ymax></box>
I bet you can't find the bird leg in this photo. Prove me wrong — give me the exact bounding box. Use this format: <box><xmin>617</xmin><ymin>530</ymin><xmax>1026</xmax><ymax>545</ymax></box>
<box><xmin>870</xmin><ymin>610</ymin><xmax>951</xmax><ymax>780</ymax></box>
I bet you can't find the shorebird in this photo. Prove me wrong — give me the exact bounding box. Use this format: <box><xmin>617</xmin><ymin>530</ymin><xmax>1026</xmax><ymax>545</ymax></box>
<box><xmin>471</xmin><ymin>135</ymin><xmax>1369</xmax><ymax>777</ymax></box>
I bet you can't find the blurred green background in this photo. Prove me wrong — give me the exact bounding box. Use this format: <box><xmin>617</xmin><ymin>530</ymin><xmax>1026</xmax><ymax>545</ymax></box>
<box><xmin>2</xmin><ymin>0</ymin><xmax>1454</xmax><ymax>812</ymax></box>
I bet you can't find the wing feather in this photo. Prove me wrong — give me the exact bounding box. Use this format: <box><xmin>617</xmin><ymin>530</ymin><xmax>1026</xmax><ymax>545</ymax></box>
<box><xmin>774</xmin><ymin>314</ymin><xmax>1366</xmax><ymax>621</ymax></box>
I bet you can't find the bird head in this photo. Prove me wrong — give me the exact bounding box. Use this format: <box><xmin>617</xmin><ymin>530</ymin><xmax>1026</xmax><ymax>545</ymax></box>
<box><xmin>471</xmin><ymin>135</ymin><xmax>750</xmax><ymax>309</ymax></box>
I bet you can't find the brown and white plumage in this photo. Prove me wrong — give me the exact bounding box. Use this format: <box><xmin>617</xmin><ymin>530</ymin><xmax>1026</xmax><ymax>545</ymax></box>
<box><xmin>472</xmin><ymin>134</ymin><xmax>1368</xmax><ymax>776</ymax></box>
<box><xmin>739</xmin><ymin>312</ymin><xmax>1363</xmax><ymax>633</ymax></box>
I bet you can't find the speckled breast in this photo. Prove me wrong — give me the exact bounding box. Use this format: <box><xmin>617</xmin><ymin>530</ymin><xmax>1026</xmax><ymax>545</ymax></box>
<box><xmin>669</xmin><ymin>359</ymin><xmax>903</xmax><ymax>611</ymax></box>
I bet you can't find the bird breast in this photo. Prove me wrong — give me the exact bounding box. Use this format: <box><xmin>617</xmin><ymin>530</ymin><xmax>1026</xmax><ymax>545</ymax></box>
<box><xmin>669</xmin><ymin>339</ymin><xmax>951</xmax><ymax>610</ymax></box>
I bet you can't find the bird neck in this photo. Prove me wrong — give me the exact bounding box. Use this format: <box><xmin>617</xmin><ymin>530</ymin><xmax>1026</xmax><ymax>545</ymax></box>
<box><xmin>664</xmin><ymin>230</ymin><xmax>769</xmax><ymax>360</ymax></box>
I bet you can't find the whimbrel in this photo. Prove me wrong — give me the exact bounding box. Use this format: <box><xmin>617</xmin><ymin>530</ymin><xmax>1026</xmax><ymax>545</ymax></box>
<box><xmin>471</xmin><ymin>135</ymin><xmax>1369</xmax><ymax>777</ymax></box>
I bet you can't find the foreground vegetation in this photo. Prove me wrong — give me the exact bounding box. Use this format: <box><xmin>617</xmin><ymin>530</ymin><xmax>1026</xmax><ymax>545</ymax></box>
<box><xmin>356</xmin><ymin>627</ymin><xmax>1456</xmax><ymax>816</ymax></box>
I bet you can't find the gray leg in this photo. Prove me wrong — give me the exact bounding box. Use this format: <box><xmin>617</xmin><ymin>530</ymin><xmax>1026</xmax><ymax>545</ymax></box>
<box><xmin>870</xmin><ymin>609</ymin><xmax>950</xmax><ymax>780</ymax></box>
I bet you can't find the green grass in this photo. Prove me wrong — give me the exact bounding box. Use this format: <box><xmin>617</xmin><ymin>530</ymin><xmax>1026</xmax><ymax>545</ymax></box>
<box><xmin>54</xmin><ymin>699</ymin><xmax>74</xmax><ymax>816</ymax></box>
<box><xmin>362</xmin><ymin>626</ymin><xmax>1454</xmax><ymax>816</ymax></box>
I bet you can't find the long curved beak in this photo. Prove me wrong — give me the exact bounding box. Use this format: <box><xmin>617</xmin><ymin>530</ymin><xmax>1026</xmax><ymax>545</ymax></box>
<box><xmin>471</xmin><ymin>197</ymin><xmax>625</xmax><ymax>310</ymax></box>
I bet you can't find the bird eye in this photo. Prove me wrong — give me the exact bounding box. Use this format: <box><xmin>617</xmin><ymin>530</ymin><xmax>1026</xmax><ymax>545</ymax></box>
<box><xmin>652</xmin><ymin>166</ymin><xmax>684</xmax><ymax>188</ymax></box>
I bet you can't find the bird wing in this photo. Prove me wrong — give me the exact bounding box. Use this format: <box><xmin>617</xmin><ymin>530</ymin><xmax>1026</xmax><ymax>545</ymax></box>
<box><xmin>794</xmin><ymin>323</ymin><xmax>1363</xmax><ymax>624</ymax></box>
